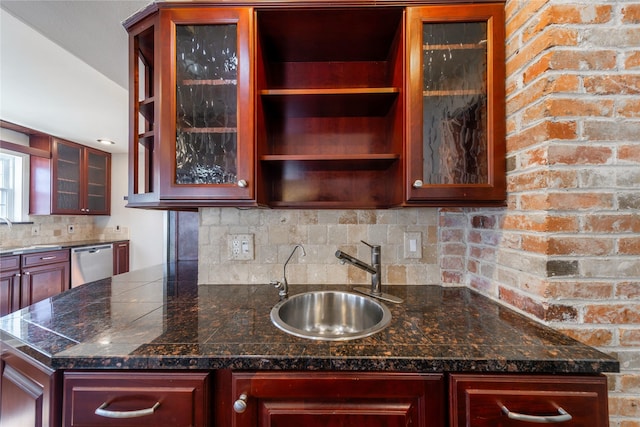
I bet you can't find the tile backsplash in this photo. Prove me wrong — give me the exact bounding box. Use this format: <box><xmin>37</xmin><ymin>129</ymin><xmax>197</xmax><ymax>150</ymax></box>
<box><xmin>198</xmin><ymin>208</ymin><xmax>439</xmax><ymax>286</ymax></box>
<box><xmin>0</xmin><ymin>215</ymin><xmax>128</xmax><ymax>248</ymax></box>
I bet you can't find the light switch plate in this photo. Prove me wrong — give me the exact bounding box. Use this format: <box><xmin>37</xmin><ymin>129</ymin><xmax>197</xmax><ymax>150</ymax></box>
<box><xmin>404</xmin><ymin>232</ymin><xmax>422</xmax><ymax>259</ymax></box>
<box><xmin>228</xmin><ymin>234</ymin><xmax>254</xmax><ymax>260</ymax></box>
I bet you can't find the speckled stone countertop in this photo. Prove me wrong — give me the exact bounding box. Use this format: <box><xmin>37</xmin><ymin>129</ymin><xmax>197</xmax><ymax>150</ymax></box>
<box><xmin>0</xmin><ymin>262</ymin><xmax>619</xmax><ymax>373</ymax></box>
<box><xmin>0</xmin><ymin>239</ymin><xmax>128</xmax><ymax>256</ymax></box>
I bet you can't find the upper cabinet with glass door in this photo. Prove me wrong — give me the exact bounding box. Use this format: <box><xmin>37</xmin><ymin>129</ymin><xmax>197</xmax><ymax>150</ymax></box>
<box><xmin>405</xmin><ymin>4</ymin><xmax>505</xmax><ymax>206</ymax></box>
<box><xmin>125</xmin><ymin>6</ymin><xmax>254</xmax><ymax>209</ymax></box>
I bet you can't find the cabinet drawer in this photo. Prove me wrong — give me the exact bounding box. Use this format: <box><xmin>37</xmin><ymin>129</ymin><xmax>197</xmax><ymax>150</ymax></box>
<box><xmin>22</xmin><ymin>249</ymin><xmax>69</xmax><ymax>267</ymax></box>
<box><xmin>63</xmin><ymin>371</ymin><xmax>210</xmax><ymax>427</ymax></box>
<box><xmin>449</xmin><ymin>374</ymin><xmax>608</xmax><ymax>427</ymax></box>
<box><xmin>0</xmin><ymin>255</ymin><xmax>20</xmax><ymax>270</ymax></box>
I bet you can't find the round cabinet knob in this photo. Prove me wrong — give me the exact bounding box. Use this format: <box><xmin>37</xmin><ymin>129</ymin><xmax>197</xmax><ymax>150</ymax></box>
<box><xmin>233</xmin><ymin>393</ymin><xmax>248</xmax><ymax>413</ymax></box>
<box><xmin>237</xmin><ymin>179</ymin><xmax>248</xmax><ymax>188</ymax></box>
<box><xmin>413</xmin><ymin>180</ymin><xmax>423</xmax><ymax>188</ymax></box>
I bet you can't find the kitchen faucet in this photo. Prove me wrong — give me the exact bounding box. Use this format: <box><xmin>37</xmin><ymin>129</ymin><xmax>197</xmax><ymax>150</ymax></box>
<box><xmin>335</xmin><ymin>241</ymin><xmax>403</xmax><ymax>303</ymax></box>
<box><xmin>271</xmin><ymin>244</ymin><xmax>305</xmax><ymax>300</ymax></box>
<box><xmin>0</xmin><ymin>217</ymin><xmax>12</xmax><ymax>228</ymax></box>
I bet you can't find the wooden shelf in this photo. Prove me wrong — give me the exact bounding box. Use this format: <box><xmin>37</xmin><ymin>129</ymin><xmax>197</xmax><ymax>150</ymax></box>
<box><xmin>261</xmin><ymin>88</ymin><xmax>400</xmax><ymax>117</ymax></box>
<box><xmin>180</xmin><ymin>79</ymin><xmax>237</xmax><ymax>86</ymax></box>
<box><xmin>423</xmin><ymin>42</ymin><xmax>486</xmax><ymax>50</ymax></box>
<box><xmin>262</xmin><ymin>154</ymin><xmax>399</xmax><ymax>173</ymax></box>
<box><xmin>423</xmin><ymin>89</ymin><xmax>484</xmax><ymax>97</ymax></box>
<box><xmin>179</xmin><ymin>127</ymin><xmax>238</xmax><ymax>134</ymax></box>
<box><xmin>138</xmin><ymin>131</ymin><xmax>154</xmax><ymax>147</ymax></box>
<box><xmin>139</xmin><ymin>97</ymin><xmax>154</xmax><ymax>123</ymax></box>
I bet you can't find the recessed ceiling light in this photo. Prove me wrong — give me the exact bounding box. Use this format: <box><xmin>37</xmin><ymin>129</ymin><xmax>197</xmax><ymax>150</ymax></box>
<box><xmin>97</xmin><ymin>138</ymin><xmax>115</xmax><ymax>145</ymax></box>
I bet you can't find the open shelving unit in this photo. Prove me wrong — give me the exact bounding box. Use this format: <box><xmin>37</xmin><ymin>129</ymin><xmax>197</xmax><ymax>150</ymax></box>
<box><xmin>256</xmin><ymin>8</ymin><xmax>405</xmax><ymax>208</ymax></box>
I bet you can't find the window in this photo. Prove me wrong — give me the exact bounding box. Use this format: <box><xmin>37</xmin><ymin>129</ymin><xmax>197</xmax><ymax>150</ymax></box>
<box><xmin>0</xmin><ymin>150</ymin><xmax>28</xmax><ymax>222</ymax></box>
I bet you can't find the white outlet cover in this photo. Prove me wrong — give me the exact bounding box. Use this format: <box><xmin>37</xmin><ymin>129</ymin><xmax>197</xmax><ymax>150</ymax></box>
<box><xmin>404</xmin><ymin>232</ymin><xmax>422</xmax><ymax>259</ymax></box>
<box><xmin>228</xmin><ymin>234</ymin><xmax>254</xmax><ymax>260</ymax></box>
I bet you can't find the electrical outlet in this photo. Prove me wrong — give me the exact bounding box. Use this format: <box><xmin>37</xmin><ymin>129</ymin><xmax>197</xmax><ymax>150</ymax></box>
<box><xmin>228</xmin><ymin>234</ymin><xmax>254</xmax><ymax>260</ymax></box>
<box><xmin>67</xmin><ymin>224</ymin><xmax>75</xmax><ymax>234</ymax></box>
<box><xmin>31</xmin><ymin>225</ymin><xmax>40</xmax><ymax>236</ymax></box>
<box><xmin>404</xmin><ymin>232</ymin><xmax>422</xmax><ymax>259</ymax></box>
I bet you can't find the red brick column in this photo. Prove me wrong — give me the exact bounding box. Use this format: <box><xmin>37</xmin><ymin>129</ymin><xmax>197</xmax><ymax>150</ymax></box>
<box><xmin>439</xmin><ymin>1</ymin><xmax>640</xmax><ymax>424</ymax></box>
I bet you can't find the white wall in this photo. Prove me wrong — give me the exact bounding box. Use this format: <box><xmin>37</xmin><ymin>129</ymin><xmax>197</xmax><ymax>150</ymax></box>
<box><xmin>96</xmin><ymin>153</ymin><xmax>166</xmax><ymax>271</ymax></box>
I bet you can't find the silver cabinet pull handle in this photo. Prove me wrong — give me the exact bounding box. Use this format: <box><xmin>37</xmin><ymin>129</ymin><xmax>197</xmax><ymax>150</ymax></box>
<box><xmin>95</xmin><ymin>401</ymin><xmax>160</xmax><ymax>418</ymax></box>
<box><xmin>413</xmin><ymin>179</ymin><xmax>423</xmax><ymax>188</ymax></box>
<box><xmin>501</xmin><ymin>405</ymin><xmax>572</xmax><ymax>423</ymax></box>
<box><xmin>237</xmin><ymin>179</ymin><xmax>248</xmax><ymax>188</ymax></box>
<box><xmin>40</xmin><ymin>256</ymin><xmax>56</xmax><ymax>260</ymax></box>
<box><xmin>233</xmin><ymin>393</ymin><xmax>248</xmax><ymax>413</ymax></box>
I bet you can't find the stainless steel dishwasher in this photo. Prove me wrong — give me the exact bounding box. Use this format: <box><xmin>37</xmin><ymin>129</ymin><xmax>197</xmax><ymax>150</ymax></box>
<box><xmin>71</xmin><ymin>244</ymin><xmax>114</xmax><ymax>287</ymax></box>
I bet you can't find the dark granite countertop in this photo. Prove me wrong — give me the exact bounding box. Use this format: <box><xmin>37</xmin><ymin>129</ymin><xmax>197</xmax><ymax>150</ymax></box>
<box><xmin>0</xmin><ymin>239</ymin><xmax>128</xmax><ymax>256</ymax></box>
<box><xmin>0</xmin><ymin>262</ymin><xmax>619</xmax><ymax>374</ymax></box>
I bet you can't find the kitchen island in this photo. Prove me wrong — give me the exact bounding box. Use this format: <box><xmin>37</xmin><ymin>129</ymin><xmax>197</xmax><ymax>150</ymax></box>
<box><xmin>0</xmin><ymin>262</ymin><xmax>619</xmax><ymax>426</ymax></box>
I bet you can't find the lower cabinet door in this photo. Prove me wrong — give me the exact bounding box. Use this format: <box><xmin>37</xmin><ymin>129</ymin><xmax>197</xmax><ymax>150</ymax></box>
<box><xmin>450</xmin><ymin>374</ymin><xmax>609</xmax><ymax>427</ymax></box>
<box><xmin>63</xmin><ymin>371</ymin><xmax>210</xmax><ymax>426</ymax></box>
<box><xmin>21</xmin><ymin>261</ymin><xmax>69</xmax><ymax>308</ymax></box>
<box><xmin>228</xmin><ymin>371</ymin><xmax>445</xmax><ymax>427</ymax></box>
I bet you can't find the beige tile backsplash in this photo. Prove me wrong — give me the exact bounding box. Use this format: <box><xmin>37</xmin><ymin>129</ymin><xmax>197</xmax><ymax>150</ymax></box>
<box><xmin>198</xmin><ymin>208</ymin><xmax>439</xmax><ymax>286</ymax></box>
<box><xmin>0</xmin><ymin>215</ymin><xmax>128</xmax><ymax>248</ymax></box>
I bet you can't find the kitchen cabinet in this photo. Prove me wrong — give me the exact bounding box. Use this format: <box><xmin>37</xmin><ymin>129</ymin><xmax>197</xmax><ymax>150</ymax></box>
<box><xmin>219</xmin><ymin>371</ymin><xmax>445</xmax><ymax>427</ymax></box>
<box><xmin>125</xmin><ymin>6</ymin><xmax>254</xmax><ymax>209</ymax></box>
<box><xmin>20</xmin><ymin>249</ymin><xmax>70</xmax><ymax>307</ymax></box>
<box><xmin>0</xmin><ymin>256</ymin><xmax>21</xmax><ymax>317</ymax></box>
<box><xmin>124</xmin><ymin>1</ymin><xmax>505</xmax><ymax>209</ymax></box>
<box><xmin>30</xmin><ymin>136</ymin><xmax>111</xmax><ymax>215</ymax></box>
<box><xmin>0</xmin><ymin>345</ymin><xmax>60</xmax><ymax>427</ymax></box>
<box><xmin>255</xmin><ymin>8</ymin><xmax>404</xmax><ymax>208</ymax></box>
<box><xmin>405</xmin><ymin>3</ymin><xmax>506</xmax><ymax>205</ymax></box>
<box><xmin>113</xmin><ymin>241</ymin><xmax>130</xmax><ymax>275</ymax></box>
<box><xmin>0</xmin><ymin>250</ymin><xmax>69</xmax><ymax>315</ymax></box>
<box><xmin>450</xmin><ymin>374</ymin><xmax>609</xmax><ymax>426</ymax></box>
<box><xmin>62</xmin><ymin>371</ymin><xmax>210</xmax><ymax>426</ymax></box>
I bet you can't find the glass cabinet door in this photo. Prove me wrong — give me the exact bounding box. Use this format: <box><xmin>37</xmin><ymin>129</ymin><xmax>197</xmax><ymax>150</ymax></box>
<box><xmin>85</xmin><ymin>149</ymin><xmax>110</xmax><ymax>214</ymax></box>
<box><xmin>53</xmin><ymin>140</ymin><xmax>82</xmax><ymax>213</ymax></box>
<box><xmin>406</xmin><ymin>4</ymin><xmax>505</xmax><ymax>204</ymax></box>
<box><xmin>159</xmin><ymin>8</ymin><xmax>253</xmax><ymax>201</ymax></box>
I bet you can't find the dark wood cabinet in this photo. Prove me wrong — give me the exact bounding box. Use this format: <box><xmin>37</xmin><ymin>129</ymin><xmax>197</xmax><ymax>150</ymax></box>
<box><xmin>30</xmin><ymin>137</ymin><xmax>111</xmax><ymax>215</ymax></box>
<box><xmin>0</xmin><ymin>256</ymin><xmax>21</xmax><ymax>317</ymax></box>
<box><xmin>450</xmin><ymin>374</ymin><xmax>609</xmax><ymax>427</ymax></box>
<box><xmin>20</xmin><ymin>249</ymin><xmax>70</xmax><ymax>307</ymax></box>
<box><xmin>255</xmin><ymin>8</ymin><xmax>405</xmax><ymax>208</ymax></box>
<box><xmin>220</xmin><ymin>371</ymin><xmax>445</xmax><ymax>427</ymax></box>
<box><xmin>0</xmin><ymin>345</ymin><xmax>60</xmax><ymax>427</ymax></box>
<box><xmin>405</xmin><ymin>3</ymin><xmax>506</xmax><ymax>205</ymax></box>
<box><xmin>113</xmin><ymin>241</ymin><xmax>130</xmax><ymax>275</ymax></box>
<box><xmin>125</xmin><ymin>1</ymin><xmax>506</xmax><ymax>209</ymax></box>
<box><xmin>62</xmin><ymin>371</ymin><xmax>210</xmax><ymax>426</ymax></box>
<box><xmin>126</xmin><ymin>6</ymin><xmax>254</xmax><ymax>209</ymax></box>
<box><xmin>0</xmin><ymin>250</ymin><xmax>69</xmax><ymax>315</ymax></box>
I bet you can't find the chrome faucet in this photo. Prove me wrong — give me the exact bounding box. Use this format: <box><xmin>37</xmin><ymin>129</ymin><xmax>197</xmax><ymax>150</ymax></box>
<box><xmin>335</xmin><ymin>241</ymin><xmax>402</xmax><ymax>303</ymax></box>
<box><xmin>271</xmin><ymin>244</ymin><xmax>305</xmax><ymax>300</ymax></box>
<box><xmin>0</xmin><ymin>217</ymin><xmax>12</xmax><ymax>228</ymax></box>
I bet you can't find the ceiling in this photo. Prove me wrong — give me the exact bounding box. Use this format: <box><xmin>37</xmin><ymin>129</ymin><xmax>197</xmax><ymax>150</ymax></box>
<box><xmin>0</xmin><ymin>1</ymin><xmax>151</xmax><ymax>154</ymax></box>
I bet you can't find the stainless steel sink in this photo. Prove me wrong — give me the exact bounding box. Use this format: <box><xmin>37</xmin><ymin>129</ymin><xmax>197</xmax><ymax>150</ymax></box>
<box><xmin>270</xmin><ymin>291</ymin><xmax>392</xmax><ymax>341</ymax></box>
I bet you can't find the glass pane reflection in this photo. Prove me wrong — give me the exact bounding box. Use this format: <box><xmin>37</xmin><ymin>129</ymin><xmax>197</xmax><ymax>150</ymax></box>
<box><xmin>175</xmin><ymin>24</ymin><xmax>238</xmax><ymax>185</ymax></box>
<box><xmin>422</xmin><ymin>22</ymin><xmax>488</xmax><ymax>185</ymax></box>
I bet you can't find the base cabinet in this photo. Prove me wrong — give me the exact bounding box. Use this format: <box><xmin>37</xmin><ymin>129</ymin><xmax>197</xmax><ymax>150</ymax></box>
<box><xmin>449</xmin><ymin>374</ymin><xmax>609</xmax><ymax>427</ymax></box>
<box><xmin>113</xmin><ymin>241</ymin><xmax>130</xmax><ymax>275</ymax></box>
<box><xmin>20</xmin><ymin>250</ymin><xmax>70</xmax><ymax>308</ymax></box>
<box><xmin>0</xmin><ymin>256</ymin><xmax>21</xmax><ymax>316</ymax></box>
<box><xmin>62</xmin><ymin>371</ymin><xmax>210</xmax><ymax>427</ymax></box>
<box><xmin>0</xmin><ymin>346</ymin><xmax>60</xmax><ymax>427</ymax></box>
<box><xmin>222</xmin><ymin>371</ymin><xmax>445</xmax><ymax>427</ymax></box>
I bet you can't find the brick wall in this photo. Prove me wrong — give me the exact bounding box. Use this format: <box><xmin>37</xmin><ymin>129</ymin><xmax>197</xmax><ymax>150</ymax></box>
<box><xmin>440</xmin><ymin>1</ymin><xmax>640</xmax><ymax>424</ymax></box>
